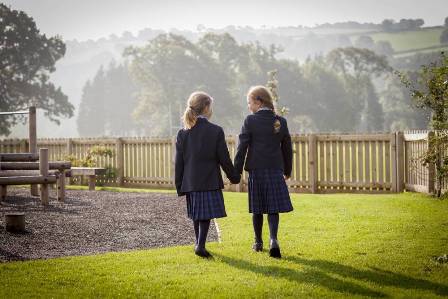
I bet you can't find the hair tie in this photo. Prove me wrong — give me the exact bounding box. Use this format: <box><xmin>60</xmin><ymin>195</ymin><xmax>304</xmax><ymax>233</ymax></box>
<box><xmin>189</xmin><ymin>106</ymin><xmax>198</xmax><ymax>115</ymax></box>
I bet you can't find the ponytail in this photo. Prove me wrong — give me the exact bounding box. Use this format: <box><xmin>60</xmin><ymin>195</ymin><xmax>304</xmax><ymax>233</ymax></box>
<box><xmin>182</xmin><ymin>91</ymin><xmax>212</xmax><ymax>129</ymax></box>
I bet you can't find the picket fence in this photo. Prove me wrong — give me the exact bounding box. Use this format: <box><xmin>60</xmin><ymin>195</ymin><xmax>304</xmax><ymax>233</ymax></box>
<box><xmin>1</xmin><ymin>131</ymin><xmax>446</xmax><ymax>194</ymax></box>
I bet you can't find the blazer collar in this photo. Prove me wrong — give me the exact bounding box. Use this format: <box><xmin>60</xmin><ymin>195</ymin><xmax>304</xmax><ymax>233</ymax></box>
<box><xmin>196</xmin><ymin>117</ymin><xmax>209</xmax><ymax>124</ymax></box>
<box><xmin>254</xmin><ymin>109</ymin><xmax>275</xmax><ymax>115</ymax></box>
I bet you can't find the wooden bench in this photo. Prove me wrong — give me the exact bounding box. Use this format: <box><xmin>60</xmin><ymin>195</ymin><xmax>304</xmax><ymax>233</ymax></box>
<box><xmin>0</xmin><ymin>149</ymin><xmax>71</xmax><ymax>204</ymax></box>
<box><xmin>70</xmin><ymin>167</ymin><xmax>106</xmax><ymax>191</ymax></box>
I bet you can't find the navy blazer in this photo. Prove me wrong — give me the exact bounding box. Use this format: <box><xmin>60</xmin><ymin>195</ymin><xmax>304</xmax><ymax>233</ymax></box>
<box><xmin>175</xmin><ymin>118</ymin><xmax>241</xmax><ymax>196</ymax></box>
<box><xmin>234</xmin><ymin>109</ymin><xmax>293</xmax><ymax>176</ymax></box>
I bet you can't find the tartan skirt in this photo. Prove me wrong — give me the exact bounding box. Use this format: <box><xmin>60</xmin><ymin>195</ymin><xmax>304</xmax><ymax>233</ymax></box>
<box><xmin>185</xmin><ymin>190</ymin><xmax>227</xmax><ymax>221</ymax></box>
<box><xmin>248</xmin><ymin>169</ymin><xmax>293</xmax><ymax>214</ymax></box>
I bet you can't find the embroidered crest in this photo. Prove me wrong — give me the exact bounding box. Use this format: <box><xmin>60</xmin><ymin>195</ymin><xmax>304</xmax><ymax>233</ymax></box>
<box><xmin>274</xmin><ymin>119</ymin><xmax>281</xmax><ymax>133</ymax></box>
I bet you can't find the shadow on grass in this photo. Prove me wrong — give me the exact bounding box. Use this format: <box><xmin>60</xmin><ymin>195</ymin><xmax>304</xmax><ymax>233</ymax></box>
<box><xmin>283</xmin><ymin>256</ymin><xmax>448</xmax><ymax>297</ymax></box>
<box><xmin>214</xmin><ymin>253</ymin><xmax>385</xmax><ymax>297</ymax></box>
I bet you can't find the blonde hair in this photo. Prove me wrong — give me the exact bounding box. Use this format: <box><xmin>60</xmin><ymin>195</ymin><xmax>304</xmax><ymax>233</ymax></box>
<box><xmin>247</xmin><ymin>85</ymin><xmax>275</xmax><ymax>112</ymax></box>
<box><xmin>182</xmin><ymin>91</ymin><xmax>213</xmax><ymax>129</ymax></box>
<box><xmin>247</xmin><ymin>85</ymin><xmax>281</xmax><ymax>133</ymax></box>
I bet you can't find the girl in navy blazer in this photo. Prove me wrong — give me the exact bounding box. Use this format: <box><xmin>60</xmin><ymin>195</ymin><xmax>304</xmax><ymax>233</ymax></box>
<box><xmin>234</xmin><ymin>85</ymin><xmax>293</xmax><ymax>258</ymax></box>
<box><xmin>175</xmin><ymin>91</ymin><xmax>240</xmax><ymax>258</ymax></box>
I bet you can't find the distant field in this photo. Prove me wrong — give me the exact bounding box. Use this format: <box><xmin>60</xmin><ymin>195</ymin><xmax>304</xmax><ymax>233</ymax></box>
<box><xmin>393</xmin><ymin>45</ymin><xmax>448</xmax><ymax>58</ymax></box>
<box><xmin>368</xmin><ymin>27</ymin><xmax>444</xmax><ymax>52</ymax></box>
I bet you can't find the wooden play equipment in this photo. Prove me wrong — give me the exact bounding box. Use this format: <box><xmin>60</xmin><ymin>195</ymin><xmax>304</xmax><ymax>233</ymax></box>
<box><xmin>0</xmin><ymin>148</ymin><xmax>71</xmax><ymax>204</ymax></box>
<box><xmin>0</xmin><ymin>107</ymin><xmax>38</xmax><ymax>195</ymax></box>
<box><xmin>0</xmin><ymin>107</ymin><xmax>71</xmax><ymax>204</ymax></box>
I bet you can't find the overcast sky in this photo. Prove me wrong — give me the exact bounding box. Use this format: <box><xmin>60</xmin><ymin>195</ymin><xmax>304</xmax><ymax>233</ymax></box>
<box><xmin>3</xmin><ymin>0</ymin><xmax>447</xmax><ymax>40</ymax></box>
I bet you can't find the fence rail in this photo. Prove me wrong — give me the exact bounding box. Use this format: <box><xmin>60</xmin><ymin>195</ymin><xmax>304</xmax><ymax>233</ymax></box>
<box><xmin>0</xmin><ymin>132</ymin><xmax>446</xmax><ymax>194</ymax></box>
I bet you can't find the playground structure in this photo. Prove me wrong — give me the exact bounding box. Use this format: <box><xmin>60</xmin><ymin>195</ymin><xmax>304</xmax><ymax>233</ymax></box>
<box><xmin>0</xmin><ymin>107</ymin><xmax>71</xmax><ymax>204</ymax></box>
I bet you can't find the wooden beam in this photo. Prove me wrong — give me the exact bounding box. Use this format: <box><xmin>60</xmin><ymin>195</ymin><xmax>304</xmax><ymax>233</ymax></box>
<box><xmin>0</xmin><ymin>153</ymin><xmax>39</xmax><ymax>162</ymax></box>
<box><xmin>396</xmin><ymin>132</ymin><xmax>405</xmax><ymax>192</ymax></box>
<box><xmin>0</xmin><ymin>175</ymin><xmax>56</xmax><ymax>185</ymax></box>
<box><xmin>29</xmin><ymin>106</ymin><xmax>38</xmax><ymax>196</ymax></box>
<box><xmin>57</xmin><ymin>170</ymin><xmax>66</xmax><ymax>201</ymax></box>
<box><xmin>1</xmin><ymin>185</ymin><xmax>6</xmax><ymax>200</ymax></box>
<box><xmin>116</xmin><ymin>138</ymin><xmax>124</xmax><ymax>186</ymax></box>
<box><xmin>70</xmin><ymin>167</ymin><xmax>106</xmax><ymax>176</ymax></box>
<box><xmin>308</xmin><ymin>134</ymin><xmax>318</xmax><ymax>193</ymax></box>
<box><xmin>39</xmin><ymin>148</ymin><xmax>49</xmax><ymax>205</ymax></box>
<box><xmin>317</xmin><ymin>134</ymin><xmax>391</xmax><ymax>142</ymax></box>
<box><xmin>0</xmin><ymin>161</ymin><xmax>71</xmax><ymax>170</ymax></box>
<box><xmin>427</xmin><ymin>131</ymin><xmax>435</xmax><ymax>194</ymax></box>
<box><xmin>0</xmin><ymin>170</ymin><xmax>70</xmax><ymax>177</ymax></box>
<box><xmin>391</xmin><ymin>133</ymin><xmax>398</xmax><ymax>192</ymax></box>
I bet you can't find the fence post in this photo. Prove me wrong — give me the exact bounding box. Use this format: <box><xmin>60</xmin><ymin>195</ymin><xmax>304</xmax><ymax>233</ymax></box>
<box><xmin>66</xmin><ymin>138</ymin><xmax>73</xmax><ymax>185</ymax></box>
<box><xmin>396</xmin><ymin>132</ymin><xmax>405</xmax><ymax>192</ymax></box>
<box><xmin>308</xmin><ymin>134</ymin><xmax>318</xmax><ymax>193</ymax></box>
<box><xmin>29</xmin><ymin>106</ymin><xmax>38</xmax><ymax>196</ymax></box>
<box><xmin>116</xmin><ymin>138</ymin><xmax>124</xmax><ymax>187</ymax></box>
<box><xmin>427</xmin><ymin>131</ymin><xmax>435</xmax><ymax>194</ymax></box>
<box><xmin>20</xmin><ymin>139</ymin><xmax>27</xmax><ymax>153</ymax></box>
<box><xmin>171</xmin><ymin>137</ymin><xmax>176</xmax><ymax>188</ymax></box>
<box><xmin>391</xmin><ymin>133</ymin><xmax>398</xmax><ymax>192</ymax></box>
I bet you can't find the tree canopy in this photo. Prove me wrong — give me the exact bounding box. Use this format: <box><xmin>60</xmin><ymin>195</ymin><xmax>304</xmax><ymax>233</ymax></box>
<box><xmin>0</xmin><ymin>4</ymin><xmax>74</xmax><ymax>136</ymax></box>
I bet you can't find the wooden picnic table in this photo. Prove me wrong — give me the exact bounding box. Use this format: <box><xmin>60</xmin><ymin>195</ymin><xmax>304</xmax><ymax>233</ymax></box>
<box><xmin>70</xmin><ymin>167</ymin><xmax>106</xmax><ymax>191</ymax></box>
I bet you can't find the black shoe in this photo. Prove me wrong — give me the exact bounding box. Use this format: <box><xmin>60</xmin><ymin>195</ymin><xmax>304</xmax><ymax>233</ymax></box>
<box><xmin>195</xmin><ymin>246</ymin><xmax>211</xmax><ymax>258</ymax></box>
<box><xmin>252</xmin><ymin>242</ymin><xmax>263</xmax><ymax>252</ymax></box>
<box><xmin>269</xmin><ymin>239</ymin><xmax>281</xmax><ymax>258</ymax></box>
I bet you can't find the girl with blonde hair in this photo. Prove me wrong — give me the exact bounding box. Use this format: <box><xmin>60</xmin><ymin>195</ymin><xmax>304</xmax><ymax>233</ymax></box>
<box><xmin>175</xmin><ymin>91</ymin><xmax>240</xmax><ymax>258</ymax></box>
<box><xmin>234</xmin><ymin>85</ymin><xmax>293</xmax><ymax>258</ymax></box>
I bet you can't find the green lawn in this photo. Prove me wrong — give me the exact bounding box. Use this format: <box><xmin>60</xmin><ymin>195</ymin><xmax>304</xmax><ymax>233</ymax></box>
<box><xmin>1</xmin><ymin>192</ymin><xmax>447</xmax><ymax>298</ymax></box>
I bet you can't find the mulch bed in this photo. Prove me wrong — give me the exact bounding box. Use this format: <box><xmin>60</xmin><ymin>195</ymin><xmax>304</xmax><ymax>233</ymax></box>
<box><xmin>0</xmin><ymin>188</ymin><xmax>218</xmax><ymax>262</ymax></box>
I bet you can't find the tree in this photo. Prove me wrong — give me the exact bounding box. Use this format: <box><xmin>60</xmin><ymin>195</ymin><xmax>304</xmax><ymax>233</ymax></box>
<box><xmin>441</xmin><ymin>29</ymin><xmax>448</xmax><ymax>44</ymax></box>
<box><xmin>381</xmin><ymin>19</ymin><xmax>395</xmax><ymax>32</ymax></box>
<box><xmin>354</xmin><ymin>35</ymin><xmax>374</xmax><ymax>50</ymax></box>
<box><xmin>124</xmin><ymin>34</ymin><xmax>240</xmax><ymax>135</ymax></box>
<box><xmin>398</xmin><ymin>52</ymin><xmax>448</xmax><ymax>197</ymax></box>
<box><xmin>374</xmin><ymin>41</ymin><xmax>394</xmax><ymax>57</ymax></box>
<box><xmin>77</xmin><ymin>67</ymin><xmax>106</xmax><ymax>136</ymax></box>
<box><xmin>379</xmin><ymin>75</ymin><xmax>430</xmax><ymax>131</ymax></box>
<box><xmin>300</xmin><ymin>60</ymin><xmax>358</xmax><ymax>132</ymax></box>
<box><xmin>266</xmin><ymin>69</ymin><xmax>289</xmax><ymax>115</ymax></box>
<box><xmin>0</xmin><ymin>4</ymin><xmax>73</xmax><ymax>136</ymax></box>
<box><xmin>327</xmin><ymin>47</ymin><xmax>391</xmax><ymax>79</ymax></box>
<box><xmin>327</xmin><ymin>47</ymin><xmax>392</xmax><ymax>131</ymax></box>
<box><xmin>77</xmin><ymin>62</ymin><xmax>140</xmax><ymax>137</ymax></box>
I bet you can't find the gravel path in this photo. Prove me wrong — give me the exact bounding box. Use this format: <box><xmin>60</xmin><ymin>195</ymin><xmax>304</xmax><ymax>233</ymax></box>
<box><xmin>0</xmin><ymin>188</ymin><xmax>218</xmax><ymax>262</ymax></box>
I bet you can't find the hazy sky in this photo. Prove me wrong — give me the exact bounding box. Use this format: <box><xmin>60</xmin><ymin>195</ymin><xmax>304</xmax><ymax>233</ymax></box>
<box><xmin>3</xmin><ymin>0</ymin><xmax>447</xmax><ymax>40</ymax></box>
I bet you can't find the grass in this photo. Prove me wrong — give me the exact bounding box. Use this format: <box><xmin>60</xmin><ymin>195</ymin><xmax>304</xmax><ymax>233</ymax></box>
<box><xmin>66</xmin><ymin>184</ymin><xmax>176</xmax><ymax>193</ymax></box>
<box><xmin>350</xmin><ymin>28</ymin><xmax>444</xmax><ymax>52</ymax></box>
<box><xmin>1</xmin><ymin>191</ymin><xmax>447</xmax><ymax>298</ymax></box>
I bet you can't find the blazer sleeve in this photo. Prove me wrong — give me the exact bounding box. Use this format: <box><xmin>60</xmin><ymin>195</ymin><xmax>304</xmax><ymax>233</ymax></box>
<box><xmin>175</xmin><ymin>130</ymin><xmax>185</xmax><ymax>196</ymax></box>
<box><xmin>234</xmin><ymin>116</ymin><xmax>251</xmax><ymax>174</ymax></box>
<box><xmin>217</xmin><ymin>128</ymin><xmax>241</xmax><ymax>184</ymax></box>
<box><xmin>281</xmin><ymin>119</ymin><xmax>293</xmax><ymax>177</ymax></box>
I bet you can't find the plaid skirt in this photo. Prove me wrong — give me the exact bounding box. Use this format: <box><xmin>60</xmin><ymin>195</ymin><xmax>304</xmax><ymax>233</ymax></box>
<box><xmin>186</xmin><ymin>190</ymin><xmax>227</xmax><ymax>221</ymax></box>
<box><xmin>248</xmin><ymin>169</ymin><xmax>293</xmax><ymax>214</ymax></box>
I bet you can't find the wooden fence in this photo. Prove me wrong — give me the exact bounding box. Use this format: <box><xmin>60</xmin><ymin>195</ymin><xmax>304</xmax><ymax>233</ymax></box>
<box><xmin>404</xmin><ymin>130</ymin><xmax>447</xmax><ymax>194</ymax></box>
<box><xmin>0</xmin><ymin>133</ymin><xmax>423</xmax><ymax>193</ymax></box>
<box><xmin>0</xmin><ymin>132</ymin><xmax>446</xmax><ymax>194</ymax></box>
